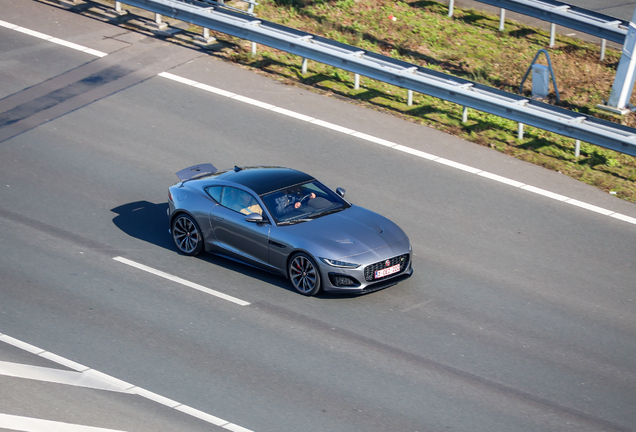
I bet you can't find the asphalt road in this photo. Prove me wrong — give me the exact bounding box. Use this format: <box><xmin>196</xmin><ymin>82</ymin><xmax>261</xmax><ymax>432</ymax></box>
<box><xmin>1</xmin><ymin>1</ymin><xmax>636</xmax><ymax>432</ymax></box>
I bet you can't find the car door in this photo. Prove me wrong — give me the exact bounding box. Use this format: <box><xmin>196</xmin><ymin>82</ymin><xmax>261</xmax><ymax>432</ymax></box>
<box><xmin>209</xmin><ymin>186</ymin><xmax>271</xmax><ymax>268</ymax></box>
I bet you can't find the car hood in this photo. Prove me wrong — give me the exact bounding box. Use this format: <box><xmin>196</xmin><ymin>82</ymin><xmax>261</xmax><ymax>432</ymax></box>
<box><xmin>281</xmin><ymin>205</ymin><xmax>409</xmax><ymax>260</ymax></box>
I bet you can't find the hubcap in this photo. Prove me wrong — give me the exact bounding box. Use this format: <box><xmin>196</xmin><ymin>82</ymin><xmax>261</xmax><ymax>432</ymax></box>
<box><xmin>173</xmin><ymin>217</ymin><xmax>200</xmax><ymax>254</ymax></box>
<box><xmin>290</xmin><ymin>256</ymin><xmax>317</xmax><ymax>294</ymax></box>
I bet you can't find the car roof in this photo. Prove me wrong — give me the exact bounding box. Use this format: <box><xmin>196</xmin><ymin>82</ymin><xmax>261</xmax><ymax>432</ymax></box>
<box><xmin>208</xmin><ymin>166</ymin><xmax>315</xmax><ymax>196</ymax></box>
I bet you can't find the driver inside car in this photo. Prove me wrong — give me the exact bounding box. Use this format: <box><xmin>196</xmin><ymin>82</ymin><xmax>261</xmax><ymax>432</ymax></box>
<box><xmin>274</xmin><ymin>189</ymin><xmax>316</xmax><ymax>217</ymax></box>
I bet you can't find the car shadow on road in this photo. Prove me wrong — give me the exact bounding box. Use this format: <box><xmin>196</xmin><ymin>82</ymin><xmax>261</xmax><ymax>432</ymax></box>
<box><xmin>110</xmin><ymin>200</ymin><xmax>295</xmax><ymax>293</ymax></box>
<box><xmin>111</xmin><ymin>201</ymin><xmax>173</xmax><ymax>250</ymax></box>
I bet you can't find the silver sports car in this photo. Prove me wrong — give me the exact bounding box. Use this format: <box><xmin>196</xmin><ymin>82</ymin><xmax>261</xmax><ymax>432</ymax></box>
<box><xmin>168</xmin><ymin>164</ymin><xmax>412</xmax><ymax>296</ymax></box>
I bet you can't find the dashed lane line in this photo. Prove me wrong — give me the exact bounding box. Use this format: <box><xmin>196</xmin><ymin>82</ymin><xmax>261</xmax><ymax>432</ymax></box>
<box><xmin>113</xmin><ymin>256</ymin><xmax>251</xmax><ymax>306</ymax></box>
<box><xmin>0</xmin><ymin>334</ymin><xmax>254</xmax><ymax>432</ymax></box>
<box><xmin>1</xmin><ymin>19</ymin><xmax>634</xmax><ymax>226</ymax></box>
<box><xmin>0</xmin><ymin>19</ymin><xmax>107</xmax><ymax>57</ymax></box>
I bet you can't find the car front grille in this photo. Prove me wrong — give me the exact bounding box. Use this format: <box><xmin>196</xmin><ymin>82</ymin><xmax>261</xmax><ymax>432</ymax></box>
<box><xmin>364</xmin><ymin>254</ymin><xmax>410</xmax><ymax>282</ymax></box>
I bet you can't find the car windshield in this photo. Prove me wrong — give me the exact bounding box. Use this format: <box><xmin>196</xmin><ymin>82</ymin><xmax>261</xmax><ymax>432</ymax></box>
<box><xmin>261</xmin><ymin>180</ymin><xmax>349</xmax><ymax>224</ymax></box>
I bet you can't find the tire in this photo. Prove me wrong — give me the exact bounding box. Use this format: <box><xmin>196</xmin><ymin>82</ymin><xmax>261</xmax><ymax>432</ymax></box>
<box><xmin>171</xmin><ymin>214</ymin><xmax>204</xmax><ymax>256</ymax></box>
<box><xmin>288</xmin><ymin>253</ymin><xmax>321</xmax><ymax>296</ymax></box>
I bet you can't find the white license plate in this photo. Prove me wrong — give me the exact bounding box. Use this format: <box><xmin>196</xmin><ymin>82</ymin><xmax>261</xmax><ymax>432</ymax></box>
<box><xmin>375</xmin><ymin>263</ymin><xmax>400</xmax><ymax>279</ymax></box>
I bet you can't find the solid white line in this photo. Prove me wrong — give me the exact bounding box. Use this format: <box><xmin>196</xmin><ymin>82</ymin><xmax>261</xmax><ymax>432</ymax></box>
<box><xmin>0</xmin><ymin>335</ymin><xmax>44</xmax><ymax>354</ymax></box>
<box><xmin>393</xmin><ymin>144</ymin><xmax>439</xmax><ymax>160</ymax></box>
<box><xmin>0</xmin><ymin>19</ymin><xmax>18</xmax><ymax>29</ymax></box>
<box><xmin>193</xmin><ymin>82</ymin><xmax>237</xmax><ymax>97</ymax></box>
<box><xmin>152</xmin><ymin>72</ymin><xmax>636</xmax><ymax>226</ymax></box>
<box><xmin>351</xmin><ymin>132</ymin><xmax>398</xmax><ymax>147</ymax></box>
<box><xmin>132</xmin><ymin>387</ymin><xmax>181</xmax><ymax>407</ymax></box>
<box><xmin>270</xmin><ymin>107</ymin><xmax>315</xmax><ymax>122</ymax></box>
<box><xmin>611</xmin><ymin>213</ymin><xmax>636</xmax><ymax>224</ymax></box>
<box><xmin>435</xmin><ymin>158</ymin><xmax>483</xmax><ymax>174</ymax></box>
<box><xmin>176</xmin><ymin>405</ymin><xmax>229</xmax><ymax>427</ymax></box>
<box><xmin>310</xmin><ymin>119</ymin><xmax>356</xmax><ymax>134</ymax></box>
<box><xmin>0</xmin><ymin>361</ymin><xmax>133</xmax><ymax>393</ymax></box>
<box><xmin>158</xmin><ymin>72</ymin><xmax>198</xmax><ymax>86</ymax></box>
<box><xmin>224</xmin><ymin>423</ymin><xmax>256</xmax><ymax>432</ymax></box>
<box><xmin>477</xmin><ymin>171</ymin><xmax>526</xmax><ymax>188</ymax></box>
<box><xmin>565</xmin><ymin>199</ymin><xmax>615</xmax><ymax>215</ymax></box>
<box><xmin>112</xmin><ymin>256</ymin><xmax>251</xmax><ymax>306</ymax></box>
<box><xmin>4</xmin><ymin>17</ymin><xmax>634</xmax><ymax>227</ymax></box>
<box><xmin>521</xmin><ymin>185</ymin><xmax>570</xmax><ymax>201</ymax></box>
<box><xmin>0</xmin><ymin>413</ymin><xmax>127</xmax><ymax>432</ymax></box>
<box><xmin>232</xmin><ymin>95</ymin><xmax>276</xmax><ymax>109</ymax></box>
<box><xmin>38</xmin><ymin>352</ymin><xmax>89</xmax><ymax>371</ymax></box>
<box><xmin>0</xmin><ymin>335</ymin><xmax>255</xmax><ymax>432</ymax></box>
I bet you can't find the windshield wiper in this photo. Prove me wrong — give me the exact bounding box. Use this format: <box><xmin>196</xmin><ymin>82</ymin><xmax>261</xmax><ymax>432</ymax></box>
<box><xmin>278</xmin><ymin>218</ymin><xmax>313</xmax><ymax>226</ymax></box>
<box><xmin>310</xmin><ymin>207</ymin><xmax>345</xmax><ymax>219</ymax></box>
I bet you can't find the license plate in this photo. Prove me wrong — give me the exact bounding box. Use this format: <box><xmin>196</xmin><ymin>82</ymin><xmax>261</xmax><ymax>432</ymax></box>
<box><xmin>375</xmin><ymin>263</ymin><xmax>400</xmax><ymax>279</ymax></box>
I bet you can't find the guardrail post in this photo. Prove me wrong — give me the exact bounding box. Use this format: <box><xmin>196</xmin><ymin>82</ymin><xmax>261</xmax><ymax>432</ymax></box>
<box><xmin>407</xmin><ymin>90</ymin><xmax>413</xmax><ymax>106</ymax></box>
<box><xmin>251</xmin><ymin>42</ymin><xmax>257</xmax><ymax>55</ymax></box>
<box><xmin>448</xmin><ymin>0</ymin><xmax>454</xmax><ymax>18</ymax></box>
<box><xmin>604</xmin><ymin>8</ymin><xmax>636</xmax><ymax>113</ymax></box>
<box><xmin>549</xmin><ymin>23</ymin><xmax>556</xmax><ymax>47</ymax></box>
<box><xmin>499</xmin><ymin>9</ymin><xmax>505</xmax><ymax>32</ymax></box>
<box><xmin>600</xmin><ymin>39</ymin><xmax>607</xmax><ymax>62</ymax></box>
<box><xmin>195</xmin><ymin>27</ymin><xmax>216</xmax><ymax>47</ymax></box>
<box><xmin>354</xmin><ymin>73</ymin><xmax>360</xmax><ymax>90</ymax></box>
<box><xmin>462</xmin><ymin>106</ymin><xmax>468</xmax><ymax>123</ymax></box>
<box><xmin>301</xmin><ymin>58</ymin><xmax>308</xmax><ymax>75</ymax></box>
<box><xmin>154</xmin><ymin>13</ymin><xmax>166</xmax><ymax>29</ymax></box>
<box><xmin>575</xmin><ymin>140</ymin><xmax>581</xmax><ymax>157</ymax></box>
<box><xmin>518</xmin><ymin>123</ymin><xmax>524</xmax><ymax>140</ymax></box>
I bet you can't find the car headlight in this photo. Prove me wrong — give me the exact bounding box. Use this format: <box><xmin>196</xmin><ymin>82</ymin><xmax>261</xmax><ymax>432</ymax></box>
<box><xmin>319</xmin><ymin>258</ymin><xmax>360</xmax><ymax>269</ymax></box>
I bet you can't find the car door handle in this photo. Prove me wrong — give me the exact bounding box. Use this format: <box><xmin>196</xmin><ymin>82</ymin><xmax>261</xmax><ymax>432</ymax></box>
<box><xmin>212</xmin><ymin>216</ymin><xmax>224</xmax><ymax>221</ymax></box>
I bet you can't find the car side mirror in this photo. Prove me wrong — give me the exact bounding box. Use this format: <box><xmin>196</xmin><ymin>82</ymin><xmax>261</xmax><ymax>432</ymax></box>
<box><xmin>336</xmin><ymin>187</ymin><xmax>346</xmax><ymax>198</ymax></box>
<box><xmin>245</xmin><ymin>213</ymin><xmax>264</xmax><ymax>223</ymax></box>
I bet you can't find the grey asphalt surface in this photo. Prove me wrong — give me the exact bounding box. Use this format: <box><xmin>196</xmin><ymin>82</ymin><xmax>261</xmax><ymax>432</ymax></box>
<box><xmin>1</xmin><ymin>1</ymin><xmax>636</xmax><ymax>432</ymax></box>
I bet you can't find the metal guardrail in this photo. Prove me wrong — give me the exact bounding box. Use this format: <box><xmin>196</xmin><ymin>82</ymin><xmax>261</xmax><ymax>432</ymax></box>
<box><xmin>113</xmin><ymin>0</ymin><xmax>636</xmax><ymax>157</ymax></box>
<box><xmin>450</xmin><ymin>0</ymin><xmax>629</xmax><ymax>45</ymax></box>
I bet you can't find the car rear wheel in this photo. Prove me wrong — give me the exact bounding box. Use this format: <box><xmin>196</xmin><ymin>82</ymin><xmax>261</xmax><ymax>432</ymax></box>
<box><xmin>289</xmin><ymin>253</ymin><xmax>321</xmax><ymax>296</ymax></box>
<box><xmin>172</xmin><ymin>214</ymin><xmax>203</xmax><ymax>256</ymax></box>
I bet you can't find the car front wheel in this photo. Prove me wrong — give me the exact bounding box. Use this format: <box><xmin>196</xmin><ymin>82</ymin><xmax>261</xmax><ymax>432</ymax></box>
<box><xmin>172</xmin><ymin>214</ymin><xmax>204</xmax><ymax>256</ymax></box>
<box><xmin>288</xmin><ymin>253</ymin><xmax>321</xmax><ymax>296</ymax></box>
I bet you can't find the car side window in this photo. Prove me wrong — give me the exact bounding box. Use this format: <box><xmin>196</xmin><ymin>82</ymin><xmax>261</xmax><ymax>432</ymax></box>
<box><xmin>220</xmin><ymin>187</ymin><xmax>263</xmax><ymax>216</ymax></box>
<box><xmin>206</xmin><ymin>186</ymin><xmax>223</xmax><ymax>203</ymax></box>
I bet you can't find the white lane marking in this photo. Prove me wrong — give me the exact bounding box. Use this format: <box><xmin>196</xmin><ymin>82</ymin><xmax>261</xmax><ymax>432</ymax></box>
<box><xmin>270</xmin><ymin>107</ymin><xmax>315</xmax><ymax>121</ymax></box>
<box><xmin>0</xmin><ymin>361</ymin><xmax>133</xmax><ymax>393</ymax></box>
<box><xmin>477</xmin><ymin>171</ymin><xmax>526</xmax><ymax>188</ymax></box>
<box><xmin>3</xmin><ymin>19</ymin><xmax>634</xmax><ymax>227</ymax></box>
<box><xmin>393</xmin><ymin>144</ymin><xmax>439</xmax><ymax>160</ymax></box>
<box><xmin>351</xmin><ymin>131</ymin><xmax>398</xmax><ymax>147</ymax></box>
<box><xmin>176</xmin><ymin>405</ymin><xmax>228</xmax><ymax>427</ymax></box>
<box><xmin>113</xmin><ymin>256</ymin><xmax>251</xmax><ymax>306</ymax></box>
<box><xmin>0</xmin><ymin>413</ymin><xmax>127</xmax><ymax>432</ymax></box>
<box><xmin>0</xmin><ymin>20</ymin><xmax>107</xmax><ymax>57</ymax></box>
<box><xmin>193</xmin><ymin>82</ymin><xmax>237</xmax><ymax>97</ymax></box>
<box><xmin>310</xmin><ymin>119</ymin><xmax>357</xmax><ymax>134</ymax></box>
<box><xmin>232</xmin><ymin>95</ymin><xmax>276</xmax><ymax>109</ymax></box>
<box><xmin>611</xmin><ymin>213</ymin><xmax>636</xmax><ymax>224</ymax></box>
<box><xmin>0</xmin><ymin>334</ymin><xmax>255</xmax><ymax>432</ymax></box>
<box><xmin>435</xmin><ymin>158</ymin><xmax>483</xmax><ymax>174</ymax></box>
<box><xmin>157</xmin><ymin>69</ymin><xmax>636</xmax><ymax>227</ymax></box>
<box><xmin>521</xmin><ymin>185</ymin><xmax>570</xmax><ymax>201</ymax></box>
<box><xmin>565</xmin><ymin>199</ymin><xmax>614</xmax><ymax>215</ymax></box>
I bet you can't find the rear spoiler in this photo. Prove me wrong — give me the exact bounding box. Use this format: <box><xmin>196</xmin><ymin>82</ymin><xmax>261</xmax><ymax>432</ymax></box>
<box><xmin>175</xmin><ymin>163</ymin><xmax>217</xmax><ymax>181</ymax></box>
